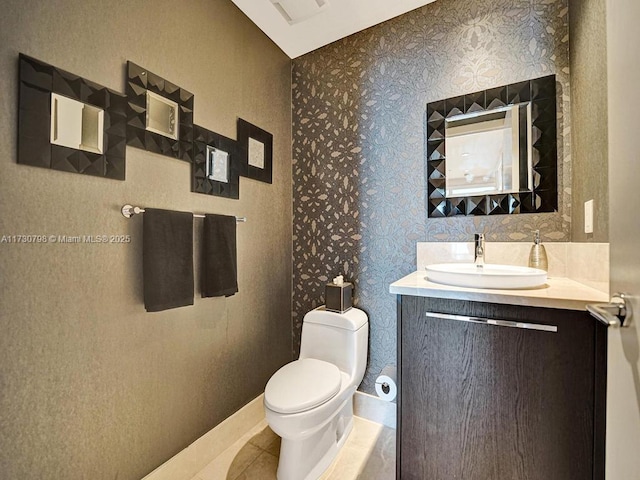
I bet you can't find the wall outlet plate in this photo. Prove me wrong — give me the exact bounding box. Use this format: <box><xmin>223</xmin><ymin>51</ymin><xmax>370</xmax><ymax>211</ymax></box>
<box><xmin>585</xmin><ymin>199</ymin><xmax>594</xmax><ymax>234</ymax></box>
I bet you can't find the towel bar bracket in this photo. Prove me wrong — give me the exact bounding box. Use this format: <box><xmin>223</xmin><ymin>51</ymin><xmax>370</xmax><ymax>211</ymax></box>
<box><xmin>121</xmin><ymin>204</ymin><xmax>143</xmax><ymax>218</ymax></box>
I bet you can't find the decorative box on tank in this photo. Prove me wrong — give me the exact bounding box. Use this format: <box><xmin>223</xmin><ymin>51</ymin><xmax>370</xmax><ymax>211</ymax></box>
<box><xmin>325</xmin><ymin>275</ymin><xmax>353</xmax><ymax>313</ymax></box>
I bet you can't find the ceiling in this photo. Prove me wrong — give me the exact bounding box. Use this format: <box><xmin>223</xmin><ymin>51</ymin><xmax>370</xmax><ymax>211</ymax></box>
<box><xmin>230</xmin><ymin>0</ymin><xmax>437</xmax><ymax>58</ymax></box>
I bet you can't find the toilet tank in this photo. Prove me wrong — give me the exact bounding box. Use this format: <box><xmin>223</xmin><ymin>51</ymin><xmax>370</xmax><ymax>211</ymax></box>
<box><xmin>299</xmin><ymin>307</ymin><xmax>368</xmax><ymax>383</ymax></box>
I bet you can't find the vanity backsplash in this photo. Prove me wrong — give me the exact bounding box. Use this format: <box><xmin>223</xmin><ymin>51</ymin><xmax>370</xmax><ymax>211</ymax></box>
<box><xmin>417</xmin><ymin>242</ymin><xmax>609</xmax><ymax>294</ymax></box>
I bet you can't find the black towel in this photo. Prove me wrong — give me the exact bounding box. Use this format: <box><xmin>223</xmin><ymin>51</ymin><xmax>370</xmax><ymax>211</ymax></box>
<box><xmin>143</xmin><ymin>208</ymin><xmax>194</xmax><ymax>312</ymax></box>
<box><xmin>202</xmin><ymin>214</ymin><xmax>238</xmax><ymax>298</ymax></box>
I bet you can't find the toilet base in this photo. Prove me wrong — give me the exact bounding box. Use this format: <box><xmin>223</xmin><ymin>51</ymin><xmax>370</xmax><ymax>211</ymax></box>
<box><xmin>276</xmin><ymin>400</ymin><xmax>354</xmax><ymax>480</ymax></box>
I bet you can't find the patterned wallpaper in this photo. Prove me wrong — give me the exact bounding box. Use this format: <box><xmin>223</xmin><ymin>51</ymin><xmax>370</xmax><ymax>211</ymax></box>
<box><xmin>292</xmin><ymin>0</ymin><xmax>571</xmax><ymax>395</ymax></box>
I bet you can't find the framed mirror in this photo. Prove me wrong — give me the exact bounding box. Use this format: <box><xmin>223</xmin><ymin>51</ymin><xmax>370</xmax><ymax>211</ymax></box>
<box><xmin>18</xmin><ymin>54</ymin><xmax>127</xmax><ymax>180</ymax></box>
<box><xmin>237</xmin><ymin>118</ymin><xmax>273</xmax><ymax>184</ymax></box>
<box><xmin>192</xmin><ymin>125</ymin><xmax>242</xmax><ymax>199</ymax></box>
<box><xmin>426</xmin><ymin>75</ymin><xmax>557</xmax><ymax>217</ymax></box>
<box><xmin>126</xmin><ymin>61</ymin><xmax>194</xmax><ymax>162</ymax></box>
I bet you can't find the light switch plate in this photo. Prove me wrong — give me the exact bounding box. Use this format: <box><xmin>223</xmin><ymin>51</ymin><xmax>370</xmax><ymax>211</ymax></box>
<box><xmin>584</xmin><ymin>199</ymin><xmax>594</xmax><ymax>234</ymax></box>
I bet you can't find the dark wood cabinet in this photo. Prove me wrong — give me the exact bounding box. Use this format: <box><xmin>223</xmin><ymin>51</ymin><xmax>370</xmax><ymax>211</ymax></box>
<box><xmin>397</xmin><ymin>295</ymin><xmax>607</xmax><ymax>480</ymax></box>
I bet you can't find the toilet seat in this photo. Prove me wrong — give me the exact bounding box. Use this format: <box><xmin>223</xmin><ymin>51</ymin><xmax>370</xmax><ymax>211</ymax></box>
<box><xmin>265</xmin><ymin>358</ymin><xmax>342</xmax><ymax>414</ymax></box>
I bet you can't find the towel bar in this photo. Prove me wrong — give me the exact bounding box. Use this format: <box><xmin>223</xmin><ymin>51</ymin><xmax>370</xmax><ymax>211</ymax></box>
<box><xmin>121</xmin><ymin>204</ymin><xmax>246</xmax><ymax>223</ymax></box>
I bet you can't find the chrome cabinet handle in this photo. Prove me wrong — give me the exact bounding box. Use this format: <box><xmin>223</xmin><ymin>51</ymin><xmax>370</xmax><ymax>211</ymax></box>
<box><xmin>425</xmin><ymin>311</ymin><xmax>557</xmax><ymax>333</ymax></box>
<box><xmin>587</xmin><ymin>293</ymin><xmax>631</xmax><ymax>328</ymax></box>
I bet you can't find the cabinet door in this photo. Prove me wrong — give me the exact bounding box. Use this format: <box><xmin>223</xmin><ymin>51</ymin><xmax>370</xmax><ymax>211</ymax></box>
<box><xmin>398</xmin><ymin>296</ymin><xmax>602</xmax><ymax>480</ymax></box>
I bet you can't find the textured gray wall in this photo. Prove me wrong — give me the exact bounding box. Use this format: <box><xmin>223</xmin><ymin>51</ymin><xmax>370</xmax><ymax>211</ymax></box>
<box><xmin>0</xmin><ymin>0</ymin><xmax>292</xmax><ymax>478</ymax></box>
<box><xmin>292</xmin><ymin>0</ymin><xmax>571</xmax><ymax>395</ymax></box>
<box><xmin>569</xmin><ymin>0</ymin><xmax>609</xmax><ymax>242</ymax></box>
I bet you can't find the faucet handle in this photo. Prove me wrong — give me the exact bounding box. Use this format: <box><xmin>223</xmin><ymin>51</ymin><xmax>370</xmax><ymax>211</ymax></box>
<box><xmin>474</xmin><ymin>233</ymin><xmax>485</xmax><ymax>267</ymax></box>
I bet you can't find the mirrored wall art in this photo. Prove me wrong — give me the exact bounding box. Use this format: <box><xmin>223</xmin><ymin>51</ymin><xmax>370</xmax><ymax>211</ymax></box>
<box><xmin>18</xmin><ymin>54</ymin><xmax>127</xmax><ymax>180</ymax></box>
<box><xmin>426</xmin><ymin>75</ymin><xmax>557</xmax><ymax>217</ymax></box>
<box><xmin>51</xmin><ymin>93</ymin><xmax>104</xmax><ymax>154</ymax></box>
<box><xmin>16</xmin><ymin>54</ymin><xmax>275</xmax><ymax>197</ymax></box>
<box><xmin>126</xmin><ymin>61</ymin><xmax>194</xmax><ymax>162</ymax></box>
<box><xmin>192</xmin><ymin>125</ymin><xmax>243</xmax><ymax>199</ymax></box>
<box><xmin>237</xmin><ymin>118</ymin><xmax>273</xmax><ymax>184</ymax></box>
<box><xmin>145</xmin><ymin>91</ymin><xmax>178</xmax><ymax>140</ymax></box>
<box><xmin>206</xmin><ymin>146</ymin><xmax>229</xmax><ymax>183</ymax></box>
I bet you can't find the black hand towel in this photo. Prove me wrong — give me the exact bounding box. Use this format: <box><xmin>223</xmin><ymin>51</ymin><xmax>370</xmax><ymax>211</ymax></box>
<box><xmin>143</xmin><ymin>208</ymin><xmax>194</xmax><ymax>312</ymax></box>
<box><xmin>202</xmin><ymin>214</ymin><xmax>238</xmax><ymax>298</ymax></box>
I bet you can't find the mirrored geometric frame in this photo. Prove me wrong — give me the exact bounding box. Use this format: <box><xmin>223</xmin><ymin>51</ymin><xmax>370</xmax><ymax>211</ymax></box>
<box><xmin>237</xmin><ymin>118</ymin><xmax>273</xmax><ymax>184</ymax></box>
<box><xmin>126</xmin><ymin>61</ymin><xmax>194</xmax><ymax>162</ymax></box>
<box><xmin>17</xmin><ymin>54</ymin><xmax>127</xmax><ymax>180</ymax></box>
<box><xmin>426</xmin><ymin>74</ymin><xmax>557</xmax><ymax>217</ymax></box>
<box><xmin>192</xmin><ymin>125</ymin><xmax>244</xmax><ymax>199</ymax></box>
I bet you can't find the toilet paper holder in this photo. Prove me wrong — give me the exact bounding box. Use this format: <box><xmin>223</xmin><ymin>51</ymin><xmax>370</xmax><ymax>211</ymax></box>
<box><xmin>375</xmin><ymin>365</ymin><xmax>397</xmax><ymax>402</ymax></box>
<box><xmin>379</xmin><ymin>380</ymin><xmax>393</xmax><ymax>395</ymax></box>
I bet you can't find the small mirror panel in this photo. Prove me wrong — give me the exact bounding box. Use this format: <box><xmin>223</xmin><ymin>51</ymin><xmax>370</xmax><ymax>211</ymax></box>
<box><xmin>145</xmin><ymin>90</ymin><xmax>178</xmax><ymax>140</ymax></box>
<box><xmin>248</xmin><ymin>137</ymin><xmax>266</xmax><ymax>169</ymax></box>
<box><xmin>206</xmin><ymin>145</ymin><xmax>229</xmax><ymax>183</ymax></box>
<box><xmin>445</xmin><ymin>103</ymin><xmax>532</xmax><ymax>197</ymax></box>
<box><xmin>50</xmin><ymin>93</ymin><xmax>104</xmax><ymax>154</ymax></box>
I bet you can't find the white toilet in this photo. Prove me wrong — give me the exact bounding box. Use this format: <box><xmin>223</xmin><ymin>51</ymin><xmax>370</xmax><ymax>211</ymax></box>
<box><xmin>264</xmin><ymin>306</ymin><xmax>368</xmax><ymax>480</ymax></box>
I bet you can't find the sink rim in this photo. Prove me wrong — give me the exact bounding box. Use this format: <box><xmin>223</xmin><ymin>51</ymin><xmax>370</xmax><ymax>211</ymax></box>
<box><xmin>426</xmin><ymin>263</ymin><xmax>547</xmax><ymax>276</ymax></box>
<box><xmin>425</xmin><ymin>262</ymin><xmax>548</xmax><ymax>289</ymax></box>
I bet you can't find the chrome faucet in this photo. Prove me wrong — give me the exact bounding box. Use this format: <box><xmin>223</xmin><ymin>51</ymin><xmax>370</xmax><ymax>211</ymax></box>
<box><xmin>474</xmin><ymin>234</ymin><xmax>485</xmax><ymax>267</ymax></box>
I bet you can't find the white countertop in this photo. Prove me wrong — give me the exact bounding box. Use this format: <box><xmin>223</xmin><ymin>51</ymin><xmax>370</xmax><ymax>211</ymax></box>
<box><xmin>389</xmin><ymin>271</ymin><xmax>609</xmax><ymax>311</ymax></box>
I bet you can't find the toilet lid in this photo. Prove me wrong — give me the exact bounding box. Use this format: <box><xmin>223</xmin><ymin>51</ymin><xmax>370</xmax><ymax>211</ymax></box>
<box><xmin>264</xmin><ymin>358</ymin><xmax>342</xmax><ymax>414</ymax></box>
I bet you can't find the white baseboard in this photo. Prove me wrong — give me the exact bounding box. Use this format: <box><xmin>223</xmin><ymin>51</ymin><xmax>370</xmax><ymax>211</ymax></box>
<box><xmin>141</xmin><ymin>394</ymin><xmax>265</xmax><ymax>480</ymax></box>
<box><xmin>141</xmin><ymin>390</ymin><xmax>394</xmax><ymax>480</ymax></box>
<box><xmin>353</xmin><ymin>391</ymin><xmax>396</xmax><ymax>429</ymax></box>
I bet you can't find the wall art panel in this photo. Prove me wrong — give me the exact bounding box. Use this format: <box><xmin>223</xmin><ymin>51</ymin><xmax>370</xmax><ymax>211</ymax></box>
<box><xmin>18</xmin><ymin>54</ymin><xmax>127</xmax><ymax>180</ymax></box>
<box><xmin>126</xmin><ymin>61</ymin><xmax>194</xmax><ymax>162</ymax></box>
<box><xmin>192</xmin><ymin>125</ymin><xmax>244</xmax><ymax>199</ymax></box>
<box><xmin>237</xmin><ymin>118</ymin><xmax>273</xmax><ymax>184</ymax></box>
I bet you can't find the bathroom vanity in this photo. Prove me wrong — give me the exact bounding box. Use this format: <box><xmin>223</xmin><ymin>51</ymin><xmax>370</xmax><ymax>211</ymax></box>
<box><xmin>390</xmin><ymin>272</ymin><xmax>608</xmax><ymax>480</ymax></box>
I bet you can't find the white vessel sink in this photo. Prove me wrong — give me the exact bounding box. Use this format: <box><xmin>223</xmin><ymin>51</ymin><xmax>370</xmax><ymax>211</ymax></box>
<box><xmin>425</xmin><ymin>263</ymin><xmax>547</xmax><ymax>289</ymax></box>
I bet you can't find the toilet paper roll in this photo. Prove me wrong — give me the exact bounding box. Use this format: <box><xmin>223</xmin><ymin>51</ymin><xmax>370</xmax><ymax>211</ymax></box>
<box><xmin>375</xmin><ymin>365</ymin><xmax>398</xmax><ymax>402</ymax></box>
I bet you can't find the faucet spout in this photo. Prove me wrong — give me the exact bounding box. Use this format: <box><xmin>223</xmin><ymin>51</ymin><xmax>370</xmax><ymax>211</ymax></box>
<box><xmin>474</xmin><ymin>234</ymin><xmax>485</xmax><ymax>267</ymax></box>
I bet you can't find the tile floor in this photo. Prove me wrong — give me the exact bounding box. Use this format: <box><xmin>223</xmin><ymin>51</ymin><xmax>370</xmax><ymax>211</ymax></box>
<box><xmin>191</xmin><ymin>416</ymin><xmax>395</xmax><ymax>480</ymax></box>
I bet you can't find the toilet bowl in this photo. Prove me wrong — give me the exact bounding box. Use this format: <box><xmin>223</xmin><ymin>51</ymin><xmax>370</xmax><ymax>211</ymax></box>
<box><xmin>264</xmin><ymin>306</ymin><xmax>368</xmax><ymax>480</ymax></box>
